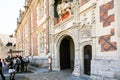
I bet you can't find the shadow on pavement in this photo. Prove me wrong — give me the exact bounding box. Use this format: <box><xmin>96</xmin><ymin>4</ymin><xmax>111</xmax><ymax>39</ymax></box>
<box><xmin>2</xmin><ymin>68</ymin><xmax>32</xmax><ymax>80</ymax></box>
<box><xmin>0</xmin><ymin>75</ymin><xmax>29</xmax><ymax>80</ymax></box>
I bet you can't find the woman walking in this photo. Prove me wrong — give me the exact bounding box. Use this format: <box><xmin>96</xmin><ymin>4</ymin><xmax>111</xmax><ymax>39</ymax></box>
<box><xmin>8</xmin><ymin>58</ymin><xmax>16</xmax><ymax>80</ymax></box>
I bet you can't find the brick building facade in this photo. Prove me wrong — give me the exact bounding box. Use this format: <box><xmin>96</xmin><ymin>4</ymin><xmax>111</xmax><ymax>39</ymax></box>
<box><xmin>15</xmin><ymin>0</ymin><xmax>120</xmax><ymax>79</ymax></box>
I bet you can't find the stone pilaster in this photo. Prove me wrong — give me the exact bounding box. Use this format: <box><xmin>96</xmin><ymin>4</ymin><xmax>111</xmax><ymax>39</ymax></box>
<box><xmin>116</xmin><ymin>0</ymin><xmax>120</xmax><ymax>37</ymax></box>
<box><xmin>72</xmin><ymin>48</ymin><xmax>81</xmax><ymax>76</ymax></box>
<box><xmin>115</xmin><ymin>0</ymin><xmax>120</xmax><ymax>59</ymax></box>
<box><xmin>72</xmin><ymin>22</ymin><xmax>81</xmax><ymax>76</ymax></box>
<box><xmin>73</xmin><ymin>0</ymin><xmax>80</xmax><ymax>22</ymax></box>
<box><xmin>91</xmin><ymin>2</ymin><xmax>97</xmax><ymax>60</ymax></box>
<box><xmin>48</xmin><ymin>0</ymin><xmax>57</xmax><ymax>71</ymax></box>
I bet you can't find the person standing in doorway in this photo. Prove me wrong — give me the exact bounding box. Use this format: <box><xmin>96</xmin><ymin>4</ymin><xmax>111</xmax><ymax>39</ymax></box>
<box><xmin>0</xmin><ymin>58</ymin><xmax>5</xmax><ymax>80</ymax></box>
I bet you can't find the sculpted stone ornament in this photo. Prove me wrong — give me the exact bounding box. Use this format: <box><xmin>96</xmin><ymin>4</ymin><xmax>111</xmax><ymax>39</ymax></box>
<box><xmin>57</xmin><ymin>0</ymin><xmax>71</xmax><ymax>21</ymax></box>
<box><xmin>80</xmin><ymin>28</ymin><xmax>91</xmax><ymax>40</ymax></box>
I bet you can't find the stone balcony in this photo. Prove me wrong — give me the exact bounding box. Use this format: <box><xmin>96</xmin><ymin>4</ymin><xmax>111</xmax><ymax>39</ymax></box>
<box><xmin>53</xmin><ymin>16</ymin><xmax>74</xmax><ymax>34</ymax></box>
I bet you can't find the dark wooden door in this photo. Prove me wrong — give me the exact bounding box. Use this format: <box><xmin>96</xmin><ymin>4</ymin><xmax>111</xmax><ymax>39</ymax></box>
<box><xmin>84</xmin><ymin>45</ymin><xmax>92</xmax><ymax>75</ymax></box>
<box><xmin>60</xmin><ymin>39</ymin><xmax>70</xmax><ymax>69</ymax></box>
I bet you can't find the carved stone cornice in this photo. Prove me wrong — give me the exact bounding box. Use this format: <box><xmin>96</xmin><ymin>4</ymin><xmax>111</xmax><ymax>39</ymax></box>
<box><xmin>73</xmin><ymin>22</ymin><xmax>81</xmax><ymax>28</ymax></box>
<box><xmin>91</xmin><ymin>3</ymin><xmax>97</xmax><ymax>24</ymax></box>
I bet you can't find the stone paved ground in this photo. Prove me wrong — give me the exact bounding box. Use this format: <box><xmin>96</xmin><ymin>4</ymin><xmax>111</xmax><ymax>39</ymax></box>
<box><xmin>24</xmin><ymin>68</ymin><xmax>90</xmax><ymax>80</ymax></box>
<box><xmin>0</xmin><ymin>68</ymin><xmax>32</xmax><ymax>80</ymax></box>
<box><xmin>0</xmin><ymin>67</ymin><xmax>90</xmax><ymax>80</ymax></box>
<box><xmin>0</xmin><ymin>74</ymin><xmax>29</xmax><ymax>80</ymax></box>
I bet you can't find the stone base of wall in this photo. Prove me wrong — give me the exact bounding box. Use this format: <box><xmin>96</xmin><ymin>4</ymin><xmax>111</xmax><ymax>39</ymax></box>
<box><xmin>90</xmin><ymin>59</ymin><xmax>120</xmax><ymax>80</ymax></box>
<box><xmin>29</xmin><ymin>57</ymin><xmax>48</xmax><ymax>68</ymax></box>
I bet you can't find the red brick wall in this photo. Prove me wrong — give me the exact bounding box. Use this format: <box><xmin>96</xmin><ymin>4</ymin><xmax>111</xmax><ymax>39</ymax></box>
<box><xmin>28</xmin><ymin>16</ymin><xmax>31</xmax><ymax>55</ymax></box>
<box><xmin>80</xmin><ymin>0</ymin><xmax>90</xmax><ymax>6</ymax></box>
<box><xmin>32</xmin><ymin>8</ymin><xmax>37</xmax><ymax>30</ymax></box>
<box><xmin>32</xmin><ymin>33</ymin><xmax>38</xmax><ymax>56</ymax></box>
<box><xmin>99</xmin><ymin>0</ymin><xmax>117</xmax><ymax>52</ymax></box>
<box><xmin>100</xmin><ymin>0</ymin><xmax>114</xmax><ymax>27</ymax></box>
<box><xmin>99</xmin><ymin>29</ymin><xmax>117</xmax><ymax>52</ymax></box>
<box><xmin>32</xmin><ymin>7</ymin><xmax>38</xmax><ymax>56</ymax></box>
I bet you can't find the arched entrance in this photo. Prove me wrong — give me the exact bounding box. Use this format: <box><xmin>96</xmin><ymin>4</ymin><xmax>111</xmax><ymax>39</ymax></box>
<box><xmin>84</xmin><ymin>45</ymin><xmax>92</xmax><ymax>75</ymax></box>
<box><xmin>60</xmin><ymin>36</ymin><xmax>74</xmax><ymax>70</ymax></box>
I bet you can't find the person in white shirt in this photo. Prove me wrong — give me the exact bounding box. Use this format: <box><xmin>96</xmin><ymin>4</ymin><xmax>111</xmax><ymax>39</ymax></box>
<box><xmin>2</xmin><ymin>59</ymin><xmax>7</xmax><ymax>71</ymax></box>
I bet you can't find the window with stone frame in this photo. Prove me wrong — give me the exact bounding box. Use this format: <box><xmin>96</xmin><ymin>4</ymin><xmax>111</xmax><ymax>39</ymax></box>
<box><xmin>38</xmin><ymin>32</ymin><xmax>45</xmax><ymax>54</ymax></box>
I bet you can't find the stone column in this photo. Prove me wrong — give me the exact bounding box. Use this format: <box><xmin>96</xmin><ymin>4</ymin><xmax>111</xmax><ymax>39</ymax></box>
<box><xmin>72</xmin><ymin>24</ymin><xmax>81</xmax><ymax>76</ymax></box>
<box><xmin>91</xmin><ymin>2</ymin><xmax>97</xmax><ymax>60</ymax></box>
<box><xmin>48</xmin><ymin>0</ymin><xmax>56</xmax><ymax>71</ymax></box>
<box><xmin>72</xmin><ymin>0</ymin><xmax>81</xmax><ymax>76</ymax></box>
<box><xmin>53</xmin><ymin>43</ymin><xmax>60</xmax><ymax>71</ymax></box>
<box><xmin>72</xmin><ymin>48</ymin><xmax>81</xmax><ymax>76</ymax></box>
<box><xmin>115</xmin><ymin>0</ymin><xmax>120</xmax><ymax>58</ymax></box>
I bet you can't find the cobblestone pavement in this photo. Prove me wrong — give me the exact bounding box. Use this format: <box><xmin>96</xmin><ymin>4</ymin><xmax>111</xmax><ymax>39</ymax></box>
<box><xmin>0</xmin><ymin>67</ymin><xmax>90</xmax><ymax>80</ymax></box>
<box><xmin>0</xmin><ymin>68</ymin><xmax>32</xmax><ymax>80</ymax></box>
<box><xmin>24</xmin><ymin>68</ymin><xmax>90</xmax><ymax>80</ymax></box>
<box><xmin>0</xmin><ymin>73</ymin><xmax>29</xmax><ymax>80</ymax></box>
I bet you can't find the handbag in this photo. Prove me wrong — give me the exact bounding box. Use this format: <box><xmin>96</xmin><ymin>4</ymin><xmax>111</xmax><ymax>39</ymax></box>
<box><xmin>8</xmin><ymin>68</ymin><xmax>16</xmax><ymax>73</ymax></box>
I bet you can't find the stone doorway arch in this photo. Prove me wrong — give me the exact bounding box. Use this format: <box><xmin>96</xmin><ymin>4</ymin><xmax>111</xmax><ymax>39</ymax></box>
<box><xmin>59</xmin><ymin>35</ymin><xmax>75</xmax><ymax>70</ymax></box>
<box><xmin>83</xmin><ymin>45</ymin><xmax>92</xmax><ymax>75</ymax></box>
